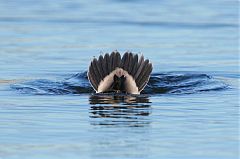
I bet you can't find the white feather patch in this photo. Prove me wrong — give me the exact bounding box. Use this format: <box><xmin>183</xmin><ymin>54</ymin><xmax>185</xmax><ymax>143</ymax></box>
<box><xmin>97</xmin><ymin>68</ymin><xmax>139</xmax><ymax>94</ymax></box>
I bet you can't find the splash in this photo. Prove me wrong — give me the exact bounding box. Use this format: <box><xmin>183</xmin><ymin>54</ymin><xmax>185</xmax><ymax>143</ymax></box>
<box><xmin>11</xmin><ymin>72</ymin><xmax>228</xmax><ymax>95</ymax></box>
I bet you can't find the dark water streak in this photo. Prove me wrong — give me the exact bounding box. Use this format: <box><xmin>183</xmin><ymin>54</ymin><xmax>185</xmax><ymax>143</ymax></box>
<box><xmin>0</xmin><ymin>17</ymin><xmax>236</xmax><ymax>29</ymax></box>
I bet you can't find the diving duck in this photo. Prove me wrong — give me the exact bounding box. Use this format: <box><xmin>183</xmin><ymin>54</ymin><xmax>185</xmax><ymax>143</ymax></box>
<box><xmin>88</xmin><ymin>51</ymin><xmax>152</xmax><ymax>94</ymax></box>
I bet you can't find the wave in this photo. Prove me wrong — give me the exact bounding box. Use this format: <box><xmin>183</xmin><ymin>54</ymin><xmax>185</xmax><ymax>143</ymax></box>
<box><xmin>0</xmin><ymin>17</ymin><xmax>236</xmax><ymax>29</ymax></box>
<box><xmin>11</xmin><ymin>72</ymin><xmax>228</xmax><ymax>95</ymax></box>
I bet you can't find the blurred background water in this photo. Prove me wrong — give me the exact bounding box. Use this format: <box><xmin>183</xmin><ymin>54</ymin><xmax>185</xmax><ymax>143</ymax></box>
<box><xmin>0</xmin><ymin>0</ymin><xmax>239</xmax><ymax>159</ymax></box>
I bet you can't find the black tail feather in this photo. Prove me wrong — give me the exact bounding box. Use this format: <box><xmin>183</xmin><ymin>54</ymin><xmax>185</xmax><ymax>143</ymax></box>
<box><xmin>138</xmin><ymin>63</ymin><xmax>153</xmax><ymax>91</ymax></box>
<box><xmin>121</xmin><ymin>52</ymin><xmax>127</xmax><ymax>70</ymax></box>
<box><xmin>115</xmin><ymin>51</ymin><xmax>121</xmax><ymax>68</ymax></box>
<box><xmin>98</xmin><ymin>55</ymin><xmax>106</xmax><ymax>78</ymax></box>
<box><xmin>128</xmin><ymin>52</ymin><xmax>134</xmax><ymax>75</ymax></box>
<box><xmin>92</xmin><ymin>58</ymin><xmax>103</xmax><ymax>80</ymax></box>
<box><xmin>109</xmin><ymin>52</ymin><xmax>115</xmax><ymax>72</ymax></box>
<box><xmin>104</xmin><ymin>53</ymin><xmax>110</xmax><ymax>73</ymax></box>
<box><xmin>135</xmin><ymin>59</ymin><xmax>149</xmax><ymax>89</ymax></box>
<box><xmin>130</xmin><ymin>54</ymin><xmax>138</xmax><ymax>76</ymax></box>
<box><xmin>88</xmin><ymin>62</ymin><xmax>98</xmax><ymax>90</ymax></box>
<box><xmin>134</xmin><ymin>55</ymin><xmax>145</xmax><ymax>80</ymax></box>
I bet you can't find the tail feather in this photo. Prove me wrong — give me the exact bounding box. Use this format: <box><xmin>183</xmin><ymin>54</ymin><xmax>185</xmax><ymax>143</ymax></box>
<box><xmin>109</xmin><ymin>52</ymin><xmax>115</xmax><ymax>72</ymax></box>
<box><xmin>138</xmin><ymin>63</ymin><xmax>153</xmax><ymax>91</ymax></box>
<box><xmin>130</xmin><ymin>54</ymin><xmax>138</xmax><ymax>76</ymax></box>
<box><xmin>115</xmin><ymin>51</ymin><xmax>121</xmax><ymax>68</ymax></box>
<box><xmin>98</xmin><ymin>55</ymin><xmax>107</xmax><ymax>78</ymax></box>
<box><xmin>135</xmin><ymin>59</ymin><xmax>149</xmax><ymax>89</ymax></box>
<box><xmin>88</xmin><ymin>51</ymin><xmax>152</xmax><ymax>94</ymax></box>
<box><xmin>88</xmin><ymin>62</ymin><xmax>98</xmax><ymax>90</ymax></box>
<box><xmin>136</xmin><ymin>59</ymin><xmax>149</xmax><ymax>82</ymax></box>
<box><xmin>103</xmin><ymin>53</ymin><xmax>109</xmax><ymax>73</ymax></box>
<box><xmin>127</xmin><ymin>52</ymin><xmax>134</xmax><ymax>75</ymax></box>
<box><xmin>134</xmin><ymin>55</ymin><xmax>145</xmax><ymax>80</ymax></box>
<box><xmin>121</xmin><ymin>52</ymin><xmax>128</xmax><ymax>70</ymax></box>
<box><xmin>88</xmin><ymin>73</ymin><xmax>97</xmax><ymax>90</ymax></box>
<box><xmin>90</xmin><ymin>61</ymin><xmax>99</xmax><ymax>84</ymax></box>
<box><xmin>92</xmin><ymin>58</ymin><xmax>103</xmax><ymax>80</ymax></box>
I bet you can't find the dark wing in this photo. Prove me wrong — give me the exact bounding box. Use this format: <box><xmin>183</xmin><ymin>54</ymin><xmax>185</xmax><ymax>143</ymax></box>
<box><xmin>88</xmin><ymin>51</ymin><xmax>121</xmax><ymax>91</ymax></box>
<box><xmin>121</xmin><ymin>52</ymin><xmax>153</xmax><ymax>92</ymax></box>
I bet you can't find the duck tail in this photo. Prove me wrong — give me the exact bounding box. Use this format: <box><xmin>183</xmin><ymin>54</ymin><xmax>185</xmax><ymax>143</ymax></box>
<box><xmin>88</xmin><ymin>51</ymin><xmax>152</xmax><ymax>94</ymax></box>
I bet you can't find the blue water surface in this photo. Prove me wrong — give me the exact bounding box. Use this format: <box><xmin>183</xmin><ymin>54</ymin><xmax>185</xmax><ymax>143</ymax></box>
<box><xmin>0</xmin><ymin>0</ymin><xmax>239</xmax><ymax>159</ymax></box>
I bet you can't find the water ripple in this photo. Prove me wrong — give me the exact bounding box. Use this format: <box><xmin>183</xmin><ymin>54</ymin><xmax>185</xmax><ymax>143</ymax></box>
<box><xmin>10</xmin><ymin>72</ymin><xmax>228</xmax><ymax>95</ymax></box>
<box><xmin>0</xmin><ymin>17</ymin><xmax>236</xmax><ymax>29</ymax></box>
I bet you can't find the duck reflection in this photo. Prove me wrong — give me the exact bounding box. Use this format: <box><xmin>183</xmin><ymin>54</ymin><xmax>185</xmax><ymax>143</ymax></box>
<box><xmin>89</xmin><ymin>94</ymin><xmax>151</xmax><ymax>127</ymax></box>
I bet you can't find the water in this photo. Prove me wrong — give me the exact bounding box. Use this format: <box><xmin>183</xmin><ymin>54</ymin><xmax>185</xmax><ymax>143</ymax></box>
<box><xmin>0</xmin><ymin>0</ymin><xmax>239</xmax><ymax>158</ymax></box>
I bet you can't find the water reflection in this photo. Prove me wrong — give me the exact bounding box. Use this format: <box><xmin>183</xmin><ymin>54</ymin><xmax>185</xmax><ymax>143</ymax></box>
<box><xmin>89</xmin><ymin>94</ymin><xmax>151</xmax><ymax>127</ymax></box>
